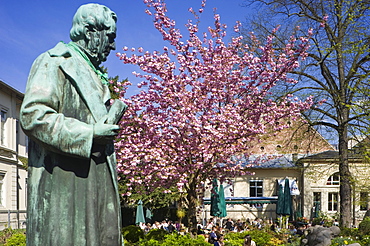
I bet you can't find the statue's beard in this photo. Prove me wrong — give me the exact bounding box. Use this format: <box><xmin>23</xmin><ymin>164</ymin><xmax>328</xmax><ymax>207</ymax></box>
<box><xmin>85</xmin><ymin>43</ymin><xmax>100</xmax><ymax>66</ymax></box>
<box><xmin>76</xmin><ymin>33</ymin><xmax>108</xmax><ymax>66</ymax></box>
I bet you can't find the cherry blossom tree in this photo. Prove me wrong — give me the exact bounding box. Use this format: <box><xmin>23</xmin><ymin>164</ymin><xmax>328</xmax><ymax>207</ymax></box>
<box><xmin>114</xmin><ymin>0</ymin><xmax>313</xmax><ymax>228</ymax></box>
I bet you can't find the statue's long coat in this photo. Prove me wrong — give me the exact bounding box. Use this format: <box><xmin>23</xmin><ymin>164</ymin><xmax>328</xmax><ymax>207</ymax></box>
<box><xmin>20</xmin><ymin>42</ymin><xmax>122</xmax><ymax>246</ymax></box>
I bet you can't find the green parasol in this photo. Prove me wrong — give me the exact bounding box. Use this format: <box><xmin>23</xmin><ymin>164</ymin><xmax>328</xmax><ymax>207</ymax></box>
<box><xmin>135</xmin><ymin>200</ymin><xmax>145</xmax><ymax>225</ymax></box>
<box><xmin>210</xmin><ymin>179</ymin><xmax>221</xmax><ymax>217</ymax></box>
<box><xmin>218</xmin><ymin>184</ymin><xmax>227</xmax><ymax>218</ymax></box>
<box><xmin>276</xmin><ymin>179</ymin><xmax>292</xmax><ymax>216</ymax></box>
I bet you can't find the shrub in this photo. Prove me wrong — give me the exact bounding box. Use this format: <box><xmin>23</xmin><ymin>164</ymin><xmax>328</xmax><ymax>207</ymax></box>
<box><xmin>122</xmin><ymin>225</ymin><xmax>145</xmax><ymax>243</ymax></box>
<box><xmin>162</xmin><ymin>234</ymin><xmax>209</xmax><ymax>246</ymax></box>
<box><xmin>340</xmin><ymin>227</ymin><xmax>360</xmax><ymax>238</ymax></box>
<box><xmin>138</xmin><ymin>238</ymin><xmax>161</xmax><ymax>246</ymax></box>
<box><xmin>0</xmin><ymin>228</ymin><xmax>26</xmax><ymax>245</ymax></box>
<box><xmin>0</xmin><ymin>228</ymin><xmax>13</xmax><ymax>245</ymax></box>
<box><xmin>247</xmin><ymin>230</ymin><xmax>274</xmax><ymax>246</ymax></box>
<box><xmin>224</xmin><ymin>232</ymin><xmax>244</xmax><ymax>246</ymax></box>
<box><xmin>224</xmin><ymin>238</ymin><xmax>244</xmax><ymax>246</ymax></box>
<box><xmin>139</xmin><ymin>233</ymin><xmax>209</xmax><ymax>246</ymax></box>
<box><xmin>312</xmin><ymin>212</ymin><xmax>334</xmax><ymax>227</ymax></box>
<box><xmin>145</xmin><ymin>229</ymin><xmax>168</xmax><ymax>241</ymax></box>
<box><xmin>268</xmin><ymin>237</ymin><xmax>284</xmax><ymax>246</ymax></box>
<box><xmin>5</xmin><ymin>233</ymin><xmax>26</xmax><ymax>246</ymax></box>
<box><xmin>360</xmin><ymin>236</ymin><xmax>370</xmax><ymax>246</ymax></box>
<box><xmin>224</xmin><ymin>230</ymin><xmax>279</xmax><ymax>246</ymax></box>
<box><xmin>330</xmin><ymin>236</ymin><xmax>359</xmax><ymax>246</ymax></box>
<box><xmin>359</xmin><ymin>217</ymin><xmax>370</xmax><ymax>236</ymax></box>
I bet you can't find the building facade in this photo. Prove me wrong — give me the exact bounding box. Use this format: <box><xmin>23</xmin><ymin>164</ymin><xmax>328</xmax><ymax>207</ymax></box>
<box><xmin>0</xmin><ymin>80</ymin><xmax>27</xmax><ymax>229</ymax></box>
<box><xmin>202</xmin><ymin>119</ymin><xmax>338</xmax><ymax>224</ymax></box>
<box><xmin>203</xmin><ymin>122</ymin><xmax>370</xmax><ymax>227</ymax></box>
<box><xmin>300</xmin><ymin>149</ymin><xmax>370</xmax><ymax>227</ymax></box>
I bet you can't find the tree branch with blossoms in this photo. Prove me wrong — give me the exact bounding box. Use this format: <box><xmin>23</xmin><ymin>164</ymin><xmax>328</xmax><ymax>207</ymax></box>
<box><xmin>114</xmin><ymin>0</ymin><xmax>313</xmax><ymax>228</ymax></box>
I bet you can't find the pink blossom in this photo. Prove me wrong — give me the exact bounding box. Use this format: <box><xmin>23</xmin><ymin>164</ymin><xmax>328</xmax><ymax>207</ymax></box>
<box><xmin>114</xmin><ymin>0</ymin><xmax>313</xmax><ymax>223</ymax></box>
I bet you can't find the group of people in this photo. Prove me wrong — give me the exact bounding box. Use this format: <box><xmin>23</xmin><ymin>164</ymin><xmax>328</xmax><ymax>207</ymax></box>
<box><xmin>137</xmin><ymin>218</ymin><xmax>257</xmax><ymax>245</ymax></box>
<box><xmin>137</xmin><ymin>217</ymin><xmax>316</xmax><ymax>245</ymax></box>
<box><xmin>200</xmin><ymin>217</ymin><xmax>266</xmax><ymax>234</ymax></box>
<box><xmin>139</xmin><ymin>220</ymin><xmax>181</xmax><ymax>234</ymax></box>
<box><xmin>207</xmin><ymin>226</ymin><xmax>255</xmax><ymax>246</ymax></box>
<box><xmin>195</xmin><ymin>218</ymin><xmax>257</xmax><ymax>245</ymax></box>
<box><xmin>197</xmin><ymin>217</ymin><xmax>314</xmax><ymax>245</ymax></box>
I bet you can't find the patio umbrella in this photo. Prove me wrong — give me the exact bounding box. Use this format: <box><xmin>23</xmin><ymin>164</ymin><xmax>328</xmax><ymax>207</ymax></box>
<box><xmin>282</xmin><ymin>178</ymin><xmax>293</xmax><ymax>216</ymax></box>
<box><xmin>276</xmin><ymin>179</ymin><xmax>292</xmax><ymax>216</ymax></box>
<box><xmin>313</xmin><ymin>201</ymin><xmax>321</xmax><ymax>218</ymax></box>
<box><xmin>276</xmin><ymin>183</ymin><xmax>285</xmax><ymax>215</ymax></box>
<box><xmin>210</xmin><ymin>179</ymin><xmax>221</xmax><ymax>217</ymax></box>
<box><xmin>145</xmin><ymin>208</ymin><xmax>152</xmax><ymax>222</ymax></box>
<box><xmin>218</xmin><ymin>184</ymin><xmax>227</xmax><ymax>218</ymax></box>
<box><xmin>135</xmin><ymin>200</ymin><xmax>145</xmax><ymax>225</ymax></box>
<box><xmin>296</xmin><ymin>201</ymin><xmax>303</xmax><ymax>218</ymax></box>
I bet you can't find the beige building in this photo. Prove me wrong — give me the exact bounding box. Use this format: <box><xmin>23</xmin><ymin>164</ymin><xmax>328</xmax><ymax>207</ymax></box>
<box><xmin>0</xmin><ymin>80</ymin><xmax>27</xmax><ymax>229</ymax></box>
<box><xmin>300</xmin><ymin>148</ymin><xmax>370</xmax><ymax>227</ymax></box>
<box><xmin>203</xmin><ymin>121</ymin><xmax>370</xmax><ymax>227</ymax></box>
<box><xmin>202</xmin><ymin>119</ymin><xmax>342</xmax><ymax>224</ymax></box>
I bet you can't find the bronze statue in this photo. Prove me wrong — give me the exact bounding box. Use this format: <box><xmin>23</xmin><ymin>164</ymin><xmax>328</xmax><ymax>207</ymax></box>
<box><xmin>20</xmin><ymin>4</ymin><xmax>125</xmax><ymax>245</ymax></box>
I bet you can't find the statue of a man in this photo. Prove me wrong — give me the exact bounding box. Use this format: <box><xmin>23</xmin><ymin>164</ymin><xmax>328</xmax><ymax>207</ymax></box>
<box><xmin>20</xmin><ymin>4</ymin><xmax>125</xmax><ymax>245</ymax></box>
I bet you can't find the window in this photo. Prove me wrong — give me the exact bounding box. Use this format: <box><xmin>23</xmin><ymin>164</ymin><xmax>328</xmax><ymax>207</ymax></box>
<box><xmin>0</xmin><ymin>173</ymin><xmax>4</xmax><ymax>206</ymax></box>
<box><xmin>328</xmin><ymin>192</ymin><xmax>339</xmax><ymax>211</ymax></box>
<box><xmin>327</xmin><ymin>173</ymin><xmax>340</xmax><ymax>185</ymax></box>
<box><xmin>0</xmin><ymin>110</ymin><xmax>7</xmax><ymax>146</ymax></box>
<box><xmin>249</xmin><ymin>180</ymin><xmax>263</xmax><ymax>208</ymax></box>
<box><xmin>250</xmin><ymin>180</ymin><xmax>263</xmax><ymax>197</ymax></box>
<box><xmin>360</xmin><ymin>192</ymin><xmax>368</xmax><ymax>211</ymax></box>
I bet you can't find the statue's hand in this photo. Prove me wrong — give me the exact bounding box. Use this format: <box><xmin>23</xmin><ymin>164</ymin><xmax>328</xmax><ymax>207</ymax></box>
<box><xmin>93</xmin><ymin>116</ymin><xmax>120</xmax><ymax>144</ymax></box>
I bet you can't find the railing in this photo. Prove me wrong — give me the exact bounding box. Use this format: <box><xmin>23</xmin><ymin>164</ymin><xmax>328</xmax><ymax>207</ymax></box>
<box><xmin>0</xmin><ymin>210</ymin><xmax>27</xmax><ymax>230</ymax></box>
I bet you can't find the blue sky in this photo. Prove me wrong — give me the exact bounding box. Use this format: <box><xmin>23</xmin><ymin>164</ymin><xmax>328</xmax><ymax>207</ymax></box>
<box><xmin>0</xmin><ymin>0</ymin><xmax>251</xmax><ymax>95</ymax></box>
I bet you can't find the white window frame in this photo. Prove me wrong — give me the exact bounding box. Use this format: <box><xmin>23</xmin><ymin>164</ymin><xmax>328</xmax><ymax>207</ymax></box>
<box><xmin>327</xmin><ymin>173</ymin><xmax>340</xmax><ymax>186</ymax></box>
<box><xmin>249</xmin><ymin>180</ymin><xmax>263</xmax><ymax>208</ymax></box>
<box><xmin>0</xmin><ymin>108</ymin><xmax>8</xmax><ymax>146</ymax></box>
<box><xmin>328</xmin><ymin>192</ymin><xmax>339</xmax><ymax>211</ymax></box>
<box><xmin>250</xmin><ymin>180</ymin><xmax>263</xmax><ymax>197</ymax></box>
<box><xmin>0</xmin><ymin>173</ymin><xmax>5</xmax><ymax>206</ymax></box>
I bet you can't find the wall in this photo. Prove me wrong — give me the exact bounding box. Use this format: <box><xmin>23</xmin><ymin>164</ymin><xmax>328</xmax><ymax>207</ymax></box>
<box><xmin>0</xmin><ymin>81</ymin><xmax>27</xmax><ymax>229</ymax></box>
<box><xmin>302</xmin><ymin>156</ymin><xmax>370</xmax><ymax>227</ymax></box>
<box><xmin>202</xmin><ymin>168</ymin><xmax>301</xmax><ymax>222</ymax></box>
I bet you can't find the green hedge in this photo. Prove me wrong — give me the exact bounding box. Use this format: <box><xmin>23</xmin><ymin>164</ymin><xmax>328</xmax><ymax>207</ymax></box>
<box><xmin>5</xmin><ymin>233</ymin><xmax>26</xmax><ymax>246</ymax></box>
<box><xmin>0</xmin><ymin>228</ymin><xmax>26</xmax><ymax>246</ymax></box>
<box><xmin>122</xmin><ymin>225</ymin><xmax>145</xmax><ymax>243</ymax></box>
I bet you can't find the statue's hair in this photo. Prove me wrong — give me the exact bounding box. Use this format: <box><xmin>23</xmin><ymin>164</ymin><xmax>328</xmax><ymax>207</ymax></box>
<box><xmin>70</xmin><ymin>3</ymin><xmax>117</xmax><ymax>42</ymax></box>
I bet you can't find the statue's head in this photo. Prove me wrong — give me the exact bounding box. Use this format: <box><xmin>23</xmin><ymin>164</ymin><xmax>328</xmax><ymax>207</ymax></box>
<box><xmin>70</xmin><ymin>4</ymin><xmax>117</xmax><ymax>65</ymax></box>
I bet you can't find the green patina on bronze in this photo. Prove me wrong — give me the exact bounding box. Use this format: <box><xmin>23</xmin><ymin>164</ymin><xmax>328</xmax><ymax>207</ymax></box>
<box><xmin>20</xmin><ymin>4</ymin><xmax>126</xmax><ymax>246</ymax></box>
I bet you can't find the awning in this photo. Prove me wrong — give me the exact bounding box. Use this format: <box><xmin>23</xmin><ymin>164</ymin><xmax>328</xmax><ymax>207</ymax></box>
<box><xmin>203</xmin><ymin>197</ymin><xmax>278</xmax><ymax>205</ymax></box>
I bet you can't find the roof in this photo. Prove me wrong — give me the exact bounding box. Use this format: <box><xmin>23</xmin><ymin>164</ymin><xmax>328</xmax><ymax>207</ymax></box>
<box><xmin>0</xmin><ymin>80</ymin><xmax>24</xmax><ymax>99</ymax></box>
<box><xmin>247</xmin><ymin>117</ymin><xmax>335</xmax><ymax>155</ymax></box>
<box><xmin>352</xmin><ymin>136</ymin><xmax>370</xmax><ymax>149</ymax></box>
<box><xmin>298</xmin><ymin>150</ymin><xmax>363</xmax><ymax>162</ymax></box>
<box><xmin>232</xmin><ymin>154</ymin><xmax>309</xmax><ymax>169</ymax></box>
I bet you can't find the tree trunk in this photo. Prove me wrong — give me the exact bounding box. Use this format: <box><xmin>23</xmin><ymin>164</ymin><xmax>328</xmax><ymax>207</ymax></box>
<box><xmin>338</xmin><ymin>123</ymin><xmax>352</xmax><ymax>228</ymax></box>
<box><xmin>186</xmin><ymin>184</ymin><xmax>198</xmax><ymax>233</ymax></box>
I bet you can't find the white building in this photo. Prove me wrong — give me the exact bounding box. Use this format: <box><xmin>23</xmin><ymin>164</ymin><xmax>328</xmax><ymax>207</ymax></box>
<box><xmin>0</xmin><ymin>80</ymin><xmax>27</xmax><ymax>229</ymax></box>
<box><xmin>202</xmin><ymin>121</ymin><xmax>370</xmax><ymax>227</ymax></box>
